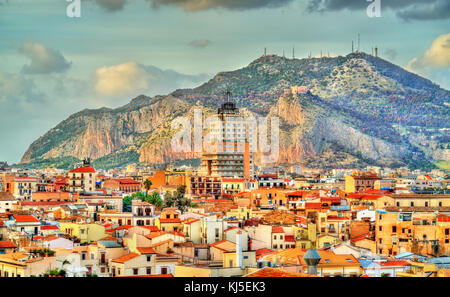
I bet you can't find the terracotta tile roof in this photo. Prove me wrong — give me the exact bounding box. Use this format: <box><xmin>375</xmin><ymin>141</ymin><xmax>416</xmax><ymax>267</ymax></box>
<box><xmin>145</xmin><ymin>231</ymin><xmax>167</xmax><ymax>239</ymax></box>
<box><xmin>112</xmin><ymin>253</ymin><xmax>140</xmax><ymax>263</ymax></box>
<box><xmin>272</xmin><ymin>226</ymin><xmax>284</xmax><ymax>233</ymax></box>
<box><xmin>22</xmin><ymin>201</ymin><xmax>68</xmax><ymax>206</ymax></box>
<box><xmin>159</xmin><ymin>218</ymin><xmax>181</xmax><ymax>223</ymax></box>
<box><xmin>222</xmin><ymin>178</ymin><xmax>244</xmax><ymax>182</ymax></box>
<box><xmin>261</xmin><ymin>247</ymin><xmax>305</xmax><ymax>265</ymax></box>
<box><xmin>287</xmin><ymin>190</ymin><xmax>308</xmax><ymax>196</ymax></box>
<box><xmin>136</xmin><ymin>247</ymin><xmax>156</xmax><ymax>254</ymax></box>
<box><xmin>182</xmin><ymin>218</ymin><xmax>200</xmax><ymax>225</ymax></box>
<box><xmin>258</xmin><ymin>174</ymin><xmax>278</xmax><ymax>178</ymax></box>
<box><xmin>13</xmin><ymin>214</ymin><xmax>40</xmax><ymax>223</ymax></box>
<box><xmin>224</xmin><ymin>226</ymin><xmax>244</xmax><ymax>232</ymax></box>
<box><xmin>245</xmin><ymin>267</ymin><xmax>318</xmax><ymax>277</ymax></box>
<box><xmin>285</xmin><ymin>235</ymin><xmax>295</xmax><ymax>242</ymax></box>
<box><xmin>305</xmin><ymin>202</ymin><xmax>322</xmax><ymax>209</ymax></box>
<box><xmin>0</xmin><ymin>240</ymin><xmax>16</xmax><ymax>248</ymax></box>
<box><xmin>116</xmin><ymin>225</ymin><xmax>133</xmax><ymax>230</ymax></box>
<box><xmin>0</xmin><ymin>221</ymin><xmax>4</xmax><ymax>227</ymax></box>
<box><xmin>141</xmin><ymin>226</ymin><xmax>160</xmax><ymax>232</ymax></box>
<box><xmin>209</xmin><ymin>240</ymin><xmax>235</xmax><ymax>252</ymax></box>
<box><xmin>113</xmin><ymin>178</ymin><xmax>140</xmax><ymax>184</ymax></box>
<box><xmin>351</xmin><ymin>234</ymin><xmax>370</xmax><ymax>242</ymax></box>
<box><xmin>69</xmin><ymin>167</ymin><xmax>96</xmax><ymax>173</ymax></box>
<box><xmin>380</xmin><ymin>260</ymin><xmax>410</xmax><ymax>267</ymax></box>
<box><xmin>255</xmin><ymin>248</ymin><xmax>275</xmax><ymax>259</ymax></box>
<box><xmin>40</xmin><ymin>225</ymin><xmax>59</xmax><ymax>230</ymax></box>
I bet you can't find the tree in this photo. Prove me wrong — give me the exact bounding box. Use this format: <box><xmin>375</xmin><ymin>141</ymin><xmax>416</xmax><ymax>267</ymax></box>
<box><xmin>163</xmin><ymin>185</ymin><xmax>193</xmax><ymax>213</ymax></box>
<box><xmin>143</xmin><ymin>179</ymin><xmax>153</xmax><ymax>192</ymax></box>
<box><xmin>148</xmin><ymin>192</ymin><xmax>163</xmax><ymax>209</ymax></box>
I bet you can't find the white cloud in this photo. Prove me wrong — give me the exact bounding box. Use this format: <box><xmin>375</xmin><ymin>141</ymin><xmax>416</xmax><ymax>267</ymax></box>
<box><xmin>19</xmin><ymin>40</ymin><xmax>72</xmax><ymax>74</ymax></box>
<box><xmin>407</xmin><ymin>34</ymin><xmax>450</xmax><ymax>70</ymax></box>
<box><xmin>406</xmin><ymin>34</ymin><xmax>450</xmax><ymax>90</ymax></box>
<box><xmin>95</xmin><ymin>62</ymin><xmax>150</xmax><ymax>96</ymax></box>
<box><xmin>94</xmin><ymin>61</ymin><xmax>211</xmax><ymax>97</ymax></box>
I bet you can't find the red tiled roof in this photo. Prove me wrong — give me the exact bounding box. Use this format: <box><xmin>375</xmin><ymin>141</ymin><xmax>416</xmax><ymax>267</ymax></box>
<box><xmin>224</xmin><ymin>226</ymin><xmax>243</xmax><ymax>232</ymax></box>
<box><xmin>272</xmin><ymin>226</ymin><xmax>284</xmax><ymax>233</ymax></box>
<box><xmin>112</xmin><ymin>253</ymin><xmax>140</xmax><ymax>263</ymax></box>
<box><xmin>438</xmin><ymin>215</ymin><xmax>450</xmax><ymax>222</ymax></box>
<box><xmin>40</xmin><ymin>225</ymin><xmax>59</xmax><ymax>230</ymax></box>
<box><xmin>305</xmin><ymin>202</ymin><xmax>322</xmax><ymax>209</ymax></box>
<box><xmin>142</xmin><ymin>226</ymin><xmax>160</xmax><ymax>232</ymax></box>
<box><xmin>380</xmin><ymin>261</ymin><xmax>411</xmax><ymax>267</ymax></box>
<box><xmin>258</xmin><ymin>174</ymin><xmax>278</xmax><ymax>178</ymax></box>
<box><xmin>13</xmin><ymin>214</ymin><xmax>40</xmax><ymax>223</ymax></box>
<box><xmin>222</xmin><ymin>178</ymin><xmax>244</xmax><ymax>182</ymax></box>
<box><xmin>287</xmin><ymin>190</ymin><xmax>307</xmax><ymax>196</ymax></box>
<box><xmin>0</xmin><ymin>240</ymin><xmax>16</xmax><ymax>248</ymax></box>
<box><xmin>116</xmin><ymin>225</ymin><xmax>133</xmax><ymax>230</ymax></box>
<box><xmin>137</xmin><ymin>247</ymin><xmax>156</xmax><ymax>254</ymax></box>
<box><xmin>0</xmin><ymin>221</ymin><xmax>4</xmax><ymax>226</ymax></box>
<box><xmin>69</xmin><ymin>167</ymin><xmax>96</xmax><ymax>173</ymax></box>
<box><xmin>182</xmin><ymin>218</ymin><xmax>200</xmax><ymax>225</ymax></box>
<box><xmin>351</xmin><ymin>234</ymin><xmax>369</xmax><ymax>242</ymax></box>
<box><xmin>113</xmin><ymin>178</ymin><xmax>140</xmax><ymax>185</ymax></box>
<box><xmin>145</xmin><ymin>231</ymin><xmax>167</xmax><ymax>239</ymax></box>
<box><xmin>285</xmin><ymin>235</ymin><xmax>295</xmax><ymax>242</ymax></box>
<box><xmin>255</xmin><ymin>248</ymin><xmax>274</xmax><ymax>257</ymax></box>
<box><xmin>209</xmin><ymin>240</ymin><xmax>228</xmax><ymax>247</ymax></box>
<box><xmin>159</xmin><ymin>218</ymin><xmax>181</xmax><ymax>223</ymax></box>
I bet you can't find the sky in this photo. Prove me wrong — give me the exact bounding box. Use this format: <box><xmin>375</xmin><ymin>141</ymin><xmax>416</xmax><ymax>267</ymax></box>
<box><xmin>0</xmin><ymin>0</ymin><xmax>449</xmax><ymax>163</ymax></box>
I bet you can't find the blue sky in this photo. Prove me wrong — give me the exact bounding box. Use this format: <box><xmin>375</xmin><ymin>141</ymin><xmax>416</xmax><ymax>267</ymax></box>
<box><xmin>0</xmin><ymin>0</ymin><xmax>449</xmax><ymax>163</ymax></box>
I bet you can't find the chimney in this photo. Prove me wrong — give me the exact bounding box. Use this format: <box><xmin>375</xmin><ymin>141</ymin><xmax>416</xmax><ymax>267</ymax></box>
<box><xmin>236</xmin><ymin>231</ymin><xmax>243</xmax><ymax>268</ymax></box>
<box><xmin>303</xmin><ymin>249</ymin><xmax>321</xmax><ymax>275</ymax></box>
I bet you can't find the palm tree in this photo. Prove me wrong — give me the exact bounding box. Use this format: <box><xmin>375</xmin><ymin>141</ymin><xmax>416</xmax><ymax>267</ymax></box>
<box><xmin>143</xmin><ymin>179</ymin><xmax>153</xmax><ymax>193</ymax></box>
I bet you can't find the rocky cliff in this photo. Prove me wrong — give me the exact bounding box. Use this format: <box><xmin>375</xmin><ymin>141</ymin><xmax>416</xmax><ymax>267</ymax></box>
<box><xmin>21</xmin><ymin>53</ymin><xmax>450</xmax><ymax>170</ymax></box>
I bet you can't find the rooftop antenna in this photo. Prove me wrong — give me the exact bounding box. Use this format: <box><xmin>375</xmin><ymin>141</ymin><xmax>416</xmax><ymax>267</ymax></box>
<box><xmin>352</xmin><ymin>40</ymin><xmax>354</xmax><ymax>53</ymax></box>
<box><xmin>320</xmin><ymin>50</ymin><xmax>322</xmax><ymax>58</ymax></box>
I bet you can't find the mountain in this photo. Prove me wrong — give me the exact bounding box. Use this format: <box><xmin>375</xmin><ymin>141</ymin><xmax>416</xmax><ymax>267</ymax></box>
<box><xmin>20</xmin><ymin>53</ymin><xmax>450</xmax><ymax>170</ymax></box>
